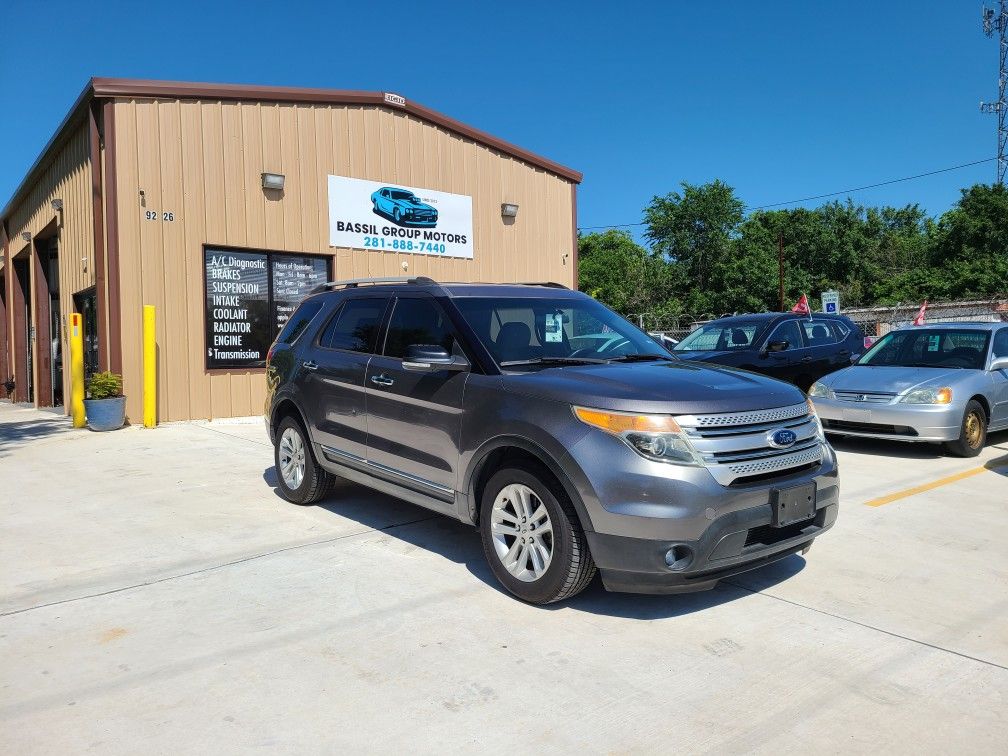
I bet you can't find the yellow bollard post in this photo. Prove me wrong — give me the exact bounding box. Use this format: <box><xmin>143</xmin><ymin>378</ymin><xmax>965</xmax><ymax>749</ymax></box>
<box><xmin>143</xmin><ymin>305</ymin><xmax>156</xmax><ymax>428</ymax></box>
<box><xmin>68</xmin><ymin>312</ymin><xmax>86</xmax><ymax>428</ymax></box>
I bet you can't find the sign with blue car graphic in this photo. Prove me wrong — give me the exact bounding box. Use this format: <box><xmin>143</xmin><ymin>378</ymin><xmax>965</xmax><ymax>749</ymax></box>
<box><xmin>328</xmin><ymin>175</ymin><xmax>474</xmax><ymax>259</ymax></box>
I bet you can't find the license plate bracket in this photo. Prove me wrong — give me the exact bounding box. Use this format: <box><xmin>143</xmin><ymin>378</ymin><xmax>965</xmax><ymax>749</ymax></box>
<box><xmin>771</xmin><ymin>482</ymin><xmax>817</xmax><ymax>527</ymax></box>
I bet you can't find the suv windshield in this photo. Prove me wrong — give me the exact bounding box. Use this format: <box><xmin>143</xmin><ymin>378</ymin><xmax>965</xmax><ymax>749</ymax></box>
<box><xmin>453</xmin><ymin>296</ymin><xmax>670</xmax><ymax>368</ymax></box>
<box><xmin>673</xmin><ymin>319</ymin><xmax>767</xmax><ymax>352</ymax></box>
<box><xmin>859</xmin><ymin>328</ymin><xmax>991</xmax><ymax>370</ymax></box>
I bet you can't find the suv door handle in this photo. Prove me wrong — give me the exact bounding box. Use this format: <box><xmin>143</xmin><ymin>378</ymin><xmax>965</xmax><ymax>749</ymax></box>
<box><xmin>801</xmin><ymin>355</ymin><xmax>813</xmax><ymax>362</ymax></box>
<box><xmin>302</xmin><ymin>360</ymin><xmax>318</xmax><ymax>371</ymax></box>
<box><xmin>370</xmin><ymin>374</ymin><xmax>394</xmax><ymax>387</ymax></box>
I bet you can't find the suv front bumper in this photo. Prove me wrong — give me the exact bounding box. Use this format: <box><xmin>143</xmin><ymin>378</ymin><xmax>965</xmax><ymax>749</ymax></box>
<box><xmin>587</xmin><ymin>495</ymin><xmax>837</xmax><ymax>594</ymax></box>
<box><xmin>566</xmin><ymin>438</ymin><xmax>839</xmax><ymax>594</ymax></box>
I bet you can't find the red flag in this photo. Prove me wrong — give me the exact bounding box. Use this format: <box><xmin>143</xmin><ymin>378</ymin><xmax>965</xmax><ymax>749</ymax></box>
<box><xmin>912</xmin><ymin>300</ymin><xmax>927</xmax><ymax>326</ymax></box>
<box><xmin>791</xmin><ymin>294</ymin><xmax>811</xmax><ymax>315</ymax></box>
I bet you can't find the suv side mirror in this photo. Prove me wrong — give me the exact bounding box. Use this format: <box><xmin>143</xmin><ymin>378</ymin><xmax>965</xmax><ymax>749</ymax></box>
<box><xmin>764</xmin><ymin>340</ymin><xmax>789</xmax><ymax>354</ymax></box>
<box><xmin>402</xmin><ymin>344</ymin><xmax>469</xmax><ymax>372</ymax></box>
<box><xmin>990</xmin><ymin>356</ymin><xmax>1008</xmax><ymax>372</ymax></box>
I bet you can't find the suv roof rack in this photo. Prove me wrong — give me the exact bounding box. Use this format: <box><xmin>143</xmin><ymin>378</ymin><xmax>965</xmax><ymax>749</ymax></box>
<box><xmin>312</xmin><ymin>276</ymin><xmax>438</xmax><ymax>292</ymax></box>
<box><xmin>518</xmin><ymin>281</ymin><xmax>568</xmax><ymax>289</ymax></box>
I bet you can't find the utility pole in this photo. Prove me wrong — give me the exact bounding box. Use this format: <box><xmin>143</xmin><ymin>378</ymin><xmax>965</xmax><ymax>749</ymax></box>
<box><xmin>778</xmin><ymin>232</ymin><xmax>785</xmax><ymax>311</ymax></box>
<box><xmin>981</xmin><ymin>1</ymin><xmax>1008</xmax><ymax>184</ymax></box>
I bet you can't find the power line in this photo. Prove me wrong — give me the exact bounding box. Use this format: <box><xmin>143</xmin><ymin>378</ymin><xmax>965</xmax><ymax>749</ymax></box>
<box><xmin>577</xmin><ymin>156</ymin><xmax>997</xmax><ymax>232</ymax></box>
<box><xmin>746</xmin><ymin>157</ymin><xmax>997</xmax><ymax>210</ymax></box>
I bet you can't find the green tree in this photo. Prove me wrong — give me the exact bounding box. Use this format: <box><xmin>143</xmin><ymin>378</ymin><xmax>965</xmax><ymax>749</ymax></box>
<box><xmin>929</xmin><ymin>183</ymin><xmax>1008</xmax><ymax>299</ymax></box>
<box><xmin>643</xmin><ymin>180</ymin><xmax>745</xmax><ymax>313</ymax></box>
<box><xmin>577</xmin><ymin>230</ymin><xmax>677</xmax><ymax>317</ymax></box>
<box><xmin>579</xmin><ymin>181</ymin><xmax>1006</xmax><ymax>318</ymax></box>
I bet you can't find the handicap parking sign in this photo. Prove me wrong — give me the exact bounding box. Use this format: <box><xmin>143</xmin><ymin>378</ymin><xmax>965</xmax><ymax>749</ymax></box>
<box><xmin>821</xmin><ymin>290</ymin><xmax>840</xmax><ymax>315</ymax></box>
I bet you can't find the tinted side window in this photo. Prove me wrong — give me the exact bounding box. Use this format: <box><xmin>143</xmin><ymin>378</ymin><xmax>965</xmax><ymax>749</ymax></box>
<box><xmin>384</xmin><ymin>298</ymin><xmax>455</xmax><ymax>358</ymax></box>
<box><xmin>801</xmin><ymin>319</ymin><xmax>840</xmax><ymax>346</ymax></box>
<box><xmin>993</xmin><ymin>328</ymin><xmax>1008</xmax><ymax>359</ymax></box>
<box><xmin>768</xmin><ymin>320</ymin><xmax>805</xmax><ymax>351</ymax></box>
<box><xmin>319</xmin><ymin>297</ymin><xmax>389</xmax><ymax>353</ymax></box>
<box><xmin>275</xmin><ymin>299</ymin><xmax>324</xmax><ymax>345</ymax></box>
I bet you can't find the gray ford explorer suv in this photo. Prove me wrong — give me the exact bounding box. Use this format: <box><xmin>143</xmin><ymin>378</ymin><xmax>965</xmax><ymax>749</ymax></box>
<box><xmin>265</xmin><ymin>278</ymin><xmax>839</xmax><ymax>604</ymax></box>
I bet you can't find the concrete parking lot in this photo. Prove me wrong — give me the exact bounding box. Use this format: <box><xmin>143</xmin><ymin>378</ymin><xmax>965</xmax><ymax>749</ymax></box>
<box><xmin>1</xmin><ymin>401</ymin><xmax>1006</xmax><ymax>754</ymax></box>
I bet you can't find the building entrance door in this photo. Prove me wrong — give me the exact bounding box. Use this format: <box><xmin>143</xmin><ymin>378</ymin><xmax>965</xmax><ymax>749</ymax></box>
<box><xmin>73</xmin><ymin>288</ymin><xmax>100</xmax><ymax>381</ymax></box>
<box><xmin>44</xmin><ymin>239</ymin><xmax>62</xmax><ymax>407</ymax></box>
<box><xmin>13</xmin><ymin>258</ymin><xmax>33</xmax><ymax>403</ymax></box>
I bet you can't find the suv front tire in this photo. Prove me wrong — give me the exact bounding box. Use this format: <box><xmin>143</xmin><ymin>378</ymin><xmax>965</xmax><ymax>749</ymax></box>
<box><xmin>479</xmin><ymin>463</ymin><xmax>596</xmax><ymax>604</ymax></box>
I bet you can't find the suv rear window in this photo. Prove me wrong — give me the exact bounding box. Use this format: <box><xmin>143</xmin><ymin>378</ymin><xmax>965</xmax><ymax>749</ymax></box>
<box><xmin>801</xmin><ymin>319</ymin><xmax>841</xmax><ymax>346</ymax></box>
<box><xmin>318</xmin><ymin>297</ymin><xmax>389</xmax><ymax>353</ymax></box>
<box><xmin>275</xmin><ymin>298</ymin><xmax>324</xmax><ymax>345</ymax></box>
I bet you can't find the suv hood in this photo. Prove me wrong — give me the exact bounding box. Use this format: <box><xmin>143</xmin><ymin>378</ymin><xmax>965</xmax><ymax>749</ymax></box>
<box><xmin>820</xmin><ymin>365</ymin><xmax>964</xmax><ymax>394</ymax></box>
<box><xmin>674</xmin><ymin>349</ymin><xmax>740</xmax><ymax>363</ymax></box>
<box><xmin>500</xmin><ymin>361</ymin><xmax>806</xmax><ymax>415</ymax></box>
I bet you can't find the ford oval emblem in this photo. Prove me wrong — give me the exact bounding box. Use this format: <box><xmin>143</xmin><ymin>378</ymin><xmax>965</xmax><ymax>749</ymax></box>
<box><xmin>767</xmin><ymin>429</ymin><xmax>798</xmax><ymax>449</ymax></box>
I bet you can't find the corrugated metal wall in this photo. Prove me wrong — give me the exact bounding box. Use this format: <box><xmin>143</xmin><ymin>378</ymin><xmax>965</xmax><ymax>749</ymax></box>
<box><xmin>4</xmin><ymin>123</ymin><xmax>96</xmax><ymax>406</ymax></box>
<box><xmin>113</xmin><ymin>97</ymin><xmax>576</xmax><ymax>422</ymax></box>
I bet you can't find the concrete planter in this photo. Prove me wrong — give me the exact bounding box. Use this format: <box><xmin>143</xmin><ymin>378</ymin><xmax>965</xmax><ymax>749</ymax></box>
<box><xmin>84</xmin><ymin>396</ymin><xmax>126</xmax><ymax>431</ymax></box>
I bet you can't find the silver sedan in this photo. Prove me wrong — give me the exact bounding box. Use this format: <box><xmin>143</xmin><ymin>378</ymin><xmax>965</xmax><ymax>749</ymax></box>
<box><xmin>809</xmin><ymin>322</ymin><xmax>1008</xmax><ymax>456</ymax></box>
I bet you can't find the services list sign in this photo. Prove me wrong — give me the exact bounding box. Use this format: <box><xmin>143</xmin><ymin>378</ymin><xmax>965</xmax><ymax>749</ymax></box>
<box><xmin>204</xmin><ymin>248</ymin><xmax>329</xmax><ymax>369</ymax></box>
<box><xmin>328</xmin><ymin>175</ymin><xmax>473</xmax><ymax>259</ymax></box>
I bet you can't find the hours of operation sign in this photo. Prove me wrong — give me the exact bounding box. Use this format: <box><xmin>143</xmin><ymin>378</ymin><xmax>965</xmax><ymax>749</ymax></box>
<box><xmin>203</xmin><ymin>248</ymin><xmax>330</xmax><ymax>369</ymax></box>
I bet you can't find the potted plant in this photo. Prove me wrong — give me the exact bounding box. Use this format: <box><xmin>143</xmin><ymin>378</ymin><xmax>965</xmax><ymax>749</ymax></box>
<box><xmin>84</xmin><ymin>371</ymin><xmax>126</xmax><ymax>431</ymax></box>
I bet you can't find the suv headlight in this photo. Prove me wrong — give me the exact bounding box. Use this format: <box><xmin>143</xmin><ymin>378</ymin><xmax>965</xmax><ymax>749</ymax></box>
<box><xmin>808</xmin><ymin>381</ymin><xmax>834</xmax><ymax>399</ymax></box>
<box><xmin>573</xmin><ymin>406</ymin><xmax>703</xmax><ymax>466</ymax></box>
<box><xmin>900</xmin><ymin>387</ymin><xmax>953</xmax><ymax>404</ymax></box>
<box><xmin>805</xmin><ymin>397</ymin><xmax>826</xmax><ymax>442</ymax></box>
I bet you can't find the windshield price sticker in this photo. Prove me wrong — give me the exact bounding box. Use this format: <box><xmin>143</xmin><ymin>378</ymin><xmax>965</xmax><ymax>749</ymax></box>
<box><xmin>927</xmin><ymin>334</ymin><xmax>941</xmax><ymax>352</ymax></box>
<box><xmin>545</xmin><ymin>313</ymin><xmax>563</xmax><ymax>343</ymax></box>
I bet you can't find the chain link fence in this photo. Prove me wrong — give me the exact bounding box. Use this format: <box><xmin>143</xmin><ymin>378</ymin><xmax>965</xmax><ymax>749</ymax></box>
<box><xmin>635</xmin><ymin>299</ymin><xmax>1008</xmax><ymax>343</ymax></box>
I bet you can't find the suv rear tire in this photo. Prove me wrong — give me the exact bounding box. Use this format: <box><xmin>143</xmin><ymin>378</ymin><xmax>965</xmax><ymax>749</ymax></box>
<box><xmin>944</xmin><ymin>400</ymin><xmax>987</xmax><ymax>458</ymax></box>
<box><xmin>479</xmin><ymin>463</ymin><xmax>596</xmax><ymax>604</ymax></box>
<box><xmin>274</xmin><ymin>415</ymin><xmax>333</xmax><ymax>505</ymax></box>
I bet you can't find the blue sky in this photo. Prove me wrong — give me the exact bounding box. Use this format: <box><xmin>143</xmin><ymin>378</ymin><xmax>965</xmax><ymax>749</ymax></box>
<box><xmin>0</xmin><ymin>1</ymin><xmax>999</xmax><ymax>233</ymax></box>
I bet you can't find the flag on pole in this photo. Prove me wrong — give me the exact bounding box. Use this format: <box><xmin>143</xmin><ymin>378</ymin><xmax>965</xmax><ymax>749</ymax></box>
<box><xmin>912</xmin><ymin>300</ymin><xmax>928</xmax><ymax>326</ymax></box>
<box><xmin>791</xmin><ymin>294</ymin><xmax>811</xmax><ymax>318</ymax></box>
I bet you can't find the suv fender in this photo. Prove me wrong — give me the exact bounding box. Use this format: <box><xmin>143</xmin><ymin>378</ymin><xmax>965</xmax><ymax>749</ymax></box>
<box><xmin>463</xmin><ymin>435</ymin><xmax>596</xmax><ymax>534</ymax></box>
<box><xmin>269</xmin><ymin>393</ymin><xmax>310</xmax><ymax>445</ymax></box>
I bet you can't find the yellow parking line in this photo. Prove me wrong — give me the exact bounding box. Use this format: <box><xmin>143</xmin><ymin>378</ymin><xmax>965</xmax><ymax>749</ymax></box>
<box><xmin>865</xmin><ymin>464</ymin><xmax>1005</xmax><ymax>507</ymax></box>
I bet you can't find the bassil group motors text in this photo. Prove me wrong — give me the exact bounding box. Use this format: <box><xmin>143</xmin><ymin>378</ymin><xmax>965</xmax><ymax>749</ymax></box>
<box><xmin>333</xmin><ymin>221</ymin><xmax>467</xmax><ymax>245</ymax></box>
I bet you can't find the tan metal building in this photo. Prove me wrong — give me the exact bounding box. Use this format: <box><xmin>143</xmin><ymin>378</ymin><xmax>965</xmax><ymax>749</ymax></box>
<box><xmin>1</xmin><ymin>78</ymin><xmax>581</xmax><ymax>422</ymax></box>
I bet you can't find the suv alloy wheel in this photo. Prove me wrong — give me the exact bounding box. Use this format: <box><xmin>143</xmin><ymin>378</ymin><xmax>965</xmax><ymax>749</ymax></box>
<box><xmin>274</xmin><ymin>415</ymin><xmax>333</xmax><ymax>505</ymax></box>
<box><xmin>479</xmin><ymin>463</ymin><xmax>596</xmax><ymax>604</ymax></box>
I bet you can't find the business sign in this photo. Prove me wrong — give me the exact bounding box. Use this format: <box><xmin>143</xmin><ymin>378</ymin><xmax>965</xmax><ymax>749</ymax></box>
<box><xmin>204</xmin><ymin>248</ymin><xmax>330</xmax><ymax>369</ymax></box>
<box><xmin>820</xmin><ymin>290</ymin><xmax>840</xmax><ymax>314</ymax></box>
<box><xmin>328</xmin><ymin>175</ymin><xmax>473</xmax><ymax>259</ymax></box>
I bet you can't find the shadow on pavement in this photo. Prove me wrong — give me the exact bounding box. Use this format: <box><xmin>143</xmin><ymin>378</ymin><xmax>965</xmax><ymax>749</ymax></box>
<box><xmin>0</xmin><ymin>408</ymin><xmax>73</xmax><ymax>457</ymax></box>
<box><xmin>263</xmin><ymin>465</ymin><xmax>805</xmax><ymax>620</ymax></box>
<box><xmin>828</xmin><ymin>428</ymin><xmax>1008</xmax><ymax>460</ymax></box>
<box><xmin>984</xmin><ymin>453</ymin><xmax>1008</xmax><ymax>477</ymax></box>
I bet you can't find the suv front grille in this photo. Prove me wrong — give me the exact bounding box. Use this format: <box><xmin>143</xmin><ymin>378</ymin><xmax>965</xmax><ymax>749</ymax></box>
<box><xmin>676</xmin><ymin>402</ymin><xmax>824</xmax><ymax>486</ymax></box>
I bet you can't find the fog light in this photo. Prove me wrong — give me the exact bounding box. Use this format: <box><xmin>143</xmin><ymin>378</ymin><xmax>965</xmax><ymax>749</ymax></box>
<box><xmin>665</xmin><ymin>545</ymin><xmax>693</xmax><ymax>571</ymax></box>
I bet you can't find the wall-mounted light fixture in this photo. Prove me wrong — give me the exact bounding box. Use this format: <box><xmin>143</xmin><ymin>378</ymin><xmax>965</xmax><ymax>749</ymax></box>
<box><xmin>51</xmin><ymin>199</ymin><xmax>63</xmax><ymax>211</ymax></box>
<box><xmin>262</xmin><ymin>172</ymin><xmax>285</xmax><ymax>191</ymax></box>
<box><xmin>501</xmin><ymin>203</ymin><xmax>519</xmax><ymax>218</ymax></box>
<box><xmin>20</xmin><ymin>231</ymin><xmax>31</xmax><ymax>242</ymax></box>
